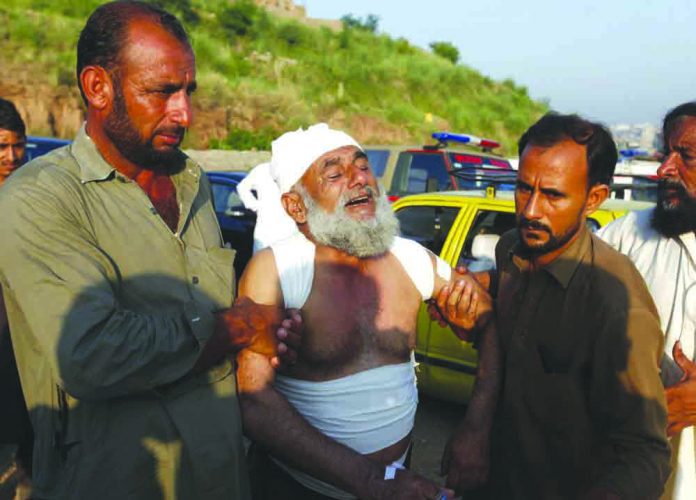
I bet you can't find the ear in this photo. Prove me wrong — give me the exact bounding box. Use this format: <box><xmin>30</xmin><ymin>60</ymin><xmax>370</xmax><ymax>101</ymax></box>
<box><xmin>585</xmin><ymin>183</ymin><xmax>610</xmax><ymax>215</ymax></box>
<box><xmin>80</xmin><ymin>66</ymin><xmax>115</xmax><ymax>111</ymax></box>
<box><xmin>281</xmin><ymin>191</ymin><xmax>307</xmax><ymax>224</ymax></box>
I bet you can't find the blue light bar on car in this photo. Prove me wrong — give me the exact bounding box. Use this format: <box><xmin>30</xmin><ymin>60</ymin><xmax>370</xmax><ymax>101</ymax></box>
<box><xmin>432</xmin><ymin>132</ymin><xmax>500</xmax><ymax>149</ymax></box>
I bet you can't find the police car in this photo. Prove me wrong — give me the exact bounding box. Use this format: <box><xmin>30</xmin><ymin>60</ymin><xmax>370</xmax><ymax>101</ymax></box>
<box><xmin>365</xmin><ymin>132</ymin><xmax>514</xmax><ymax>201</ymax></box>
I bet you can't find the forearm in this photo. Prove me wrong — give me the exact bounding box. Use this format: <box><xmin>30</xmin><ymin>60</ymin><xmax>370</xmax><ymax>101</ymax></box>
<box><xmin>238</xmin><ymin>351</ymin><xmax>384</xmax><ymax>499</ymax></box>
<box><xmin>461</xmin><ymin>320</ymin><xmax>500</xmax><ymax>430</ymax></box>
<box><xmin>0</xmin><ymin>186</ymin><xmax>218</xmax><ymax>400</ymax></box>
<box><xmin>56</xmin><ymin>301</ymin><xmax>214</xmax><ymax>399</ymax></box>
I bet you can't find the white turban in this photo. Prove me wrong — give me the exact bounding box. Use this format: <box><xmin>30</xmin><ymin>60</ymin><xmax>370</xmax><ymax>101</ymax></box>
<box><xmin>270</xmin><ymin>123</ymin><xmax>362</xmax><ymax>194</ymax></box>
<box><xmin>241</xmin><ymin>123</ymin><xmax>362</xmax><ymax>252</ymax></box>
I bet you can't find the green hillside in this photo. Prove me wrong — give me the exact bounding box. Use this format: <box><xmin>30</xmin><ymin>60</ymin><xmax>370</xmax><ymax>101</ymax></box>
<box><xmin>0</xmin><ymin>0</ymin><xmax>547</xmax><ymax>153</ymax></box>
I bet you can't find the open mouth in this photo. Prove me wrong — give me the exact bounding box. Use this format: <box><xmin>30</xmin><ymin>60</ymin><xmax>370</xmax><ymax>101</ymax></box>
<box><xmin>345</xmin><ymin>194</ymin><xmax>372</xmax><ymax>207</ymax></box>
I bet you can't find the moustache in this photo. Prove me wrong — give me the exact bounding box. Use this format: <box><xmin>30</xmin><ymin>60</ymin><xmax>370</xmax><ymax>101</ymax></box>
<box><xmin>156</xmin><ymin>126</ymin><xmax>186</xmax><ymax>140</ymax></box>
<box><xmin>518</xmin><ymin>218</ymin><xmax>551</xmax><ymax>233</ymax></box>
<box><xmin>339</xmin><ymin>185</ymin><xmax>378</xmax><ymax>204</ymax></box>
<box><xmin>658</xmin><ymin>178</ymin><xmax>686</xmax><ymax>194</ymax></box>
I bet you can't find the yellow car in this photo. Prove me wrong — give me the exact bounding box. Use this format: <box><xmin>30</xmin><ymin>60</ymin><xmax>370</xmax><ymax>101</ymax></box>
<box><xmin>392</xmin><ymin>187</ymin><xmax>655</xmax><ymax>404</ymax></box>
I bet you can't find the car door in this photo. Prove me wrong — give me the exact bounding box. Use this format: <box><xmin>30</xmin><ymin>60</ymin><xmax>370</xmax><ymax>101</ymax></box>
<box><xmin>208</xmin><ymin>176</ymin><xmax>256</xmax><ymax>278</ymax></box>
<box><xmin>417</xmin><ymin>203</ymin><xmax>515</xmax><ymax>403</ymax></box>
<box><xmin>394</xmin><ymin>202</ymin><xmax>468</xmax><ymax>392</ymax></box>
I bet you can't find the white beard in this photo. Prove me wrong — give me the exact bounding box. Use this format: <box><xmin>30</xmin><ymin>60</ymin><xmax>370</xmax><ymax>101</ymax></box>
<box><xmin>295</xmin><ymin>184</ymin><xmax>399</xmax><ymax>257</ymax></box>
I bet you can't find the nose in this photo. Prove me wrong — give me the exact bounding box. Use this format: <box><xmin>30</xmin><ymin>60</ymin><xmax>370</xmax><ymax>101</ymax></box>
<box><xmin>347</xmin><ymin>164</ymin><xmax>369</xmax><ymax>189</ymax></box>
<box><xmin>657</xmin><ymin>152</ymin><xmax>679</xmax><ymax>180</ymax></box>
<box><xmin>168</xmin><ymin>90</ymin><xmax>192</xmax><ymax>129</ymax></box>
<box><xmin>521</xmin><ymin>190</ymin><xmax>542</xmax><ymax>221</ymax></box>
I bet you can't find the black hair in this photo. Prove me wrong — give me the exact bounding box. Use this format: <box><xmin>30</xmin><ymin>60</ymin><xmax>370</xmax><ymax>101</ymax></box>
<box><xmin>0</xmin><ymin>98</ymin><xmax>26</xmax><ymax>137</ymax></box>
<box><xmin>76</xmin><ymin>0</ymin><xmax>191</xmax><ymax>103</ymax></box>
<box><xmin>518</xmin><ymin>112</ymin><xmax>617</xmax><ymax>186</ymax></box>
<box><xmin>662</xmin><ymin>101</ymin><xmax>696</xmax><ymax>151</ymax></box>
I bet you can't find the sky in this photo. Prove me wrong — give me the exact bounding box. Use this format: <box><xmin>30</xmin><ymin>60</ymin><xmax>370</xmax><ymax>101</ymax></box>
<box><xmin>303</xmin><ymin>0</ymin><xmax>696</xmax><ymax>126</ymax></box>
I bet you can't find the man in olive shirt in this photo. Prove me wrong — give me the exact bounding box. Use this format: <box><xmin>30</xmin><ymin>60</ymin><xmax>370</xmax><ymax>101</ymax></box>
<box><xmin>0</xmin><ymin>3</ymin><xmax>283</xmax><ymax>498</ymax></box>
<box><xmin>452</xmin><ymin>114</ymin><xmax>671</xmax><ymax>499</ymax></box>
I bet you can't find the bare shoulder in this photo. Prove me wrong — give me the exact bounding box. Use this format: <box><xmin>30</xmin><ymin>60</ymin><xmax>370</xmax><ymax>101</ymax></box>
<box><xmin>238</xmin><ymin>248</ymin><xmax>282</xmax><ymax>305</ymax></box>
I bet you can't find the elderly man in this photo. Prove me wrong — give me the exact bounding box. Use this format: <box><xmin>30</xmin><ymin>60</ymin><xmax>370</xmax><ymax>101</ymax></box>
<box><xmin>236</xmin><ymin>124</ymin><xmax>499</xmax><ymax>500</ymax></box>
<box><xmin>0</xmin><ymin>2</ymin><xmax>297</xmax><ymax>498</ymax></box>
<box><xmin>599</xmin><ymin>101</ymin><xmax>696</xmax><ymax>499</ymax></box>
<box><xmin>450</xmin><ymin>113</ymin><xmax>671</xmax><ymax>499</ymax></box>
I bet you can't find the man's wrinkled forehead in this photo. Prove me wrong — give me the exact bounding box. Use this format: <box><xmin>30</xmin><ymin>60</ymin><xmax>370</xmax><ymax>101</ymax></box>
<box><xmin>313</xmin><ymin>145</ymin><xmax>365</xmax><ymax>170</ymax></box>
<box><xmin>0</xmin><ymin>128</ymin><xmax>26</xmax><ymax>141</ymax></box>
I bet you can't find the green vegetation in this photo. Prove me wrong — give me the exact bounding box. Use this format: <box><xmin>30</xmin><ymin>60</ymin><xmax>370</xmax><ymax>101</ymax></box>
<box><xmin>429</xmin><ymin>41</ymin><xmax>459</xmax><ymax>65</ymax></box>
<box><xmin>340</xmin><ymin>13</ymin><xmax>379</xmax><ymax>33</ymax></box>
<box><xmin>0</xmin><ymin>0</ymin><xmax>547</xmax><ymax>152</ymax></box>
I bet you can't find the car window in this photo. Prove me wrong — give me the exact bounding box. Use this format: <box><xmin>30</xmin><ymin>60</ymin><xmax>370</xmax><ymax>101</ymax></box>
<box><xmin>390</xmin><ymin>152</ymin><xmax>450</xmax><ymax>196</ymax></box>
<box><xmin>365</xmin><ymin>149</ymin><xmax>389</xmax><ymax>178</ymax></box>
<box><xmin>457</xmin><ymin>209</ymin><xmax>516</xmax><ymax>270</ymax></box>
<box><xmin>210</xmin><ymin>182</ymin><xmax>244</xmax><ymax>214</ymax></box>
<box><xmin>396</xmin><ymin>205</ymin><xmax>460</xmax><ymax>256</ymax></box>
<box><xmin>409</xmin><ymin>153</ymin><xmax>450</xmax><ymax>193</ymax></box>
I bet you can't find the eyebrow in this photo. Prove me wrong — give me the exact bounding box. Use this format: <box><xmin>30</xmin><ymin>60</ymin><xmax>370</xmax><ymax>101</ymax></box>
<box><xmin>516</xmin><ymin>179</ymin><xmax>565</xmax><ymax>197</ymax></box>
<box><xmin>540</xmin><ymin>187</ymin><xmax>565</xmax><ymax>197</ymax></box>
<box><xmin>320</xmin><ymin>156</ymin><xmax>342</xmax><ymax>170</ymax></box>
<box><xmin>152</xmin><ymin>80</ymin><xmax>197</xmax><ymax>93</ymax></box>
<box><xmin>319</xmin><ymin>150</ymin><xmax>367</xmax><ymax>170</ymax></box>
<box><xmin>516</xmin><ymin>179</ymin><xmax>532</xmax><ymax>190</ymax></box>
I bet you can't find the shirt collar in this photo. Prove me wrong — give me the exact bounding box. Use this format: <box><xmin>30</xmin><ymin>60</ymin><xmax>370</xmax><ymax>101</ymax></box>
<box><xmin>71</xmin><ymin>123</ymin><xmax>203</xmax><ymax>189</ymax></box>
<box><xmin>71</xmin><ymin>124</ymin><xmax>117</xmax><ymax>184</ymax></box>
<box><xmin>509</xmin><ymin>226</ymin><xmax>591</xmax><ymax>289</ymax></box>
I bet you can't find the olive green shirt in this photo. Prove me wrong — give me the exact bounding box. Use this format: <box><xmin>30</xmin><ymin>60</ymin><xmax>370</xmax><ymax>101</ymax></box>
<box><xmin>0</xmin><ymin>126</ymin><xmax>250</xmax><ymax>499</ymax></box>
<box><xmin>488</xmin><ymin>228</ymin><xmax>671</xmax><ymax>499</ymax></box>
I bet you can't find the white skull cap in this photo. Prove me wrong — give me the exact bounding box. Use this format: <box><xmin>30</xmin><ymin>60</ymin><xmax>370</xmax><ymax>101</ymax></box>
<box><xmin>270</xmin><ymin>123</ymin><xmax>362</xmax><ymax>193</ymax></box>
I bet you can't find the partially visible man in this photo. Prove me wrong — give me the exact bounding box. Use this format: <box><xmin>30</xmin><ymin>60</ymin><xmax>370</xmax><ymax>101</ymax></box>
<box><xmin>0</xmin><ymin>2</ymin><xmax>288</xmax><ymax>498</ymax></box>
<box><xmin>455</xmin><ymin>113</ymin><xmax>671</xmax><ymax>499</ymax></box>
<box><xmin>236</xmin><ymin>124</ymin><xmax>499</xmax><ymax>499</ymax></box>
<box><xmin>0</xmin><ymin>98</ymin><xmax>26</xmax><ymax>186</ymax></box>
<box><xmin>599</xmin><ymin>101</ymin><xmax>696</xmax><ymax>499</ymax></box>
<box><xmin>0</xmin><ymin>97</ymin><xmax>32</xmax><ymax>496</ymax></box>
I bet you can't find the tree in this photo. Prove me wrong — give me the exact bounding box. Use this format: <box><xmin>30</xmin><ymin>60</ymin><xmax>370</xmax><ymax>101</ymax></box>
<box><xmin>430</xmin><ymin>41</ymin><xmax>459</xmax><ymax>64</ymax></box>
<box><xmin>340</xmin><ymin>13</ymin><xmax>379</xmax><ymax>33</ymax></box>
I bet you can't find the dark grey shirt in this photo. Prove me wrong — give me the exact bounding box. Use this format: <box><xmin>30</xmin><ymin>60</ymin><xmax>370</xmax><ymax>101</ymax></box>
<box><xmin>489</xmin><ymin>227</ymin><xmax>671</xmax><ymax>499</ymax></box>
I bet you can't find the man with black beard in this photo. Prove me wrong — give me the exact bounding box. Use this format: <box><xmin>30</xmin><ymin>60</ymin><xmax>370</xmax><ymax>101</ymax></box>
<box><xmin>599</xmin><ymin>101</ymin><xmax>696</xmax><ymax>499</ymax></box>
<box><xmin>455</xmin><ymin>113</ymin><xmax>670</xmax><ymax>499</ymax></box>
<box><xmin>0</xmin><ymin>2</ymin><xmax>299</xmax><ymax>498</ymax></box>
<box><xmin>235</xmin><ymin>124</ymin><xmax>501</xmax><ymax>499</ymax></box>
